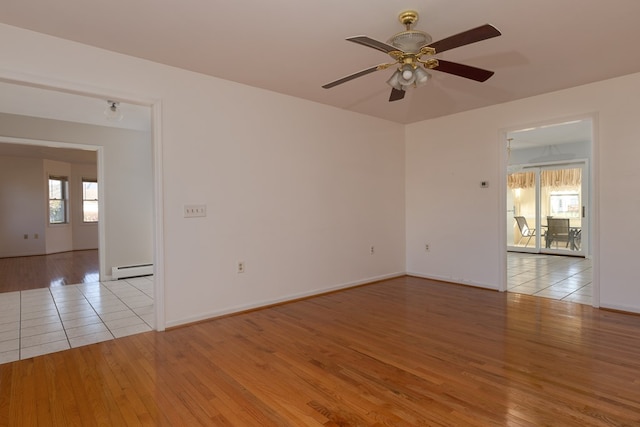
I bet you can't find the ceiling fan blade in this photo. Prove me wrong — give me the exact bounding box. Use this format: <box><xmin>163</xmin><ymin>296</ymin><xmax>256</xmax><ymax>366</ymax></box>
<box><xmin>389</xmin><ymin>88</ymin><xmax>405</xmax><ymax>102</ymax></box>
<box><xmin>427</xmin><ymin>24</ymin><xmax>501</xmax><ymax>54</ymax></box>
<box><xmin>322</xmin><ymin>65</ymin><xmax>382</xmax><ymax>89</ymax></box>
<box><xmin>347</xmin><ymin>36</ymin><xmax>400</xmax><ymax>54</ymax></box>
<box><xmin>433</xmin><ymin>60</ymin><xmax>495</xmax><ymax>82</ymax></box>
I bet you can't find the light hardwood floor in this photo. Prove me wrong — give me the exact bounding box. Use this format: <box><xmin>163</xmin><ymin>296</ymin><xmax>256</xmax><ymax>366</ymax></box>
<box><xmin>1</xmin><ymin>275</ymin><xmax>639</xmax><ymax>426</ymax></box>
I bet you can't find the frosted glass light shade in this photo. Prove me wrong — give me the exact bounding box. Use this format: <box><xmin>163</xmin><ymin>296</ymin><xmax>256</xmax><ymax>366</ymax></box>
<box><xmin>104</xmin><ymin>100</ymin><xmax>124</xmax><ymax>122</ymax></box>
<box><xmin>414</xmin><ymin>67</ymin><xmax>430</xmax><ymax>86</ymax></box>
<box><xmin>397</xmin><ymin>64</ymin><xmax>416</xmax><ymax>86</ymax></box>
<box><xmin>386</xmin><ymin>70</ymin><xmax>403</xmax><ymax>90</ymax></box>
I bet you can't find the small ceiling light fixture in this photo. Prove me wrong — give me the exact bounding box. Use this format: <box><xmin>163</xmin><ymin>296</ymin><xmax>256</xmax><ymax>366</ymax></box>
<box><xmin>104</xmin><ymin>100</ymin><xmax>124</xmax><ymax>122</ymax></box>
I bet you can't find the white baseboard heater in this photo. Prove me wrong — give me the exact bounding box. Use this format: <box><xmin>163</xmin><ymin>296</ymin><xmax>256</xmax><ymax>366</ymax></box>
<box><xmin>111</xmin><ymin>263</ymin><xmax>153</xmax><ymax>280</ymax></box>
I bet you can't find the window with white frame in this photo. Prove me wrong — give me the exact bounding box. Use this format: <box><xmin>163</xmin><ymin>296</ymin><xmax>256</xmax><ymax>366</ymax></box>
<box><xmin>48</xmin><ymin>176</ymin><xmax>68</xmax><ymax>224</ymax></box>
<box><xmin>82</xmin><ymin>178</ymin><xmax>99</xmax><ymax>222</ymax></box>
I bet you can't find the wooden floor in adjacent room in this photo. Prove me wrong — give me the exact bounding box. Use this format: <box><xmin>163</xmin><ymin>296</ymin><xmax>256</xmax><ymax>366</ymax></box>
<box><xmin>0</xmin><ymin>249</ymin><xmax>98</xmax><ymax>292</ymax></box>
<box><xmin>1</xmin><ymin>275</ymin><xmax>640</xmax><ymax>426</ymax></box>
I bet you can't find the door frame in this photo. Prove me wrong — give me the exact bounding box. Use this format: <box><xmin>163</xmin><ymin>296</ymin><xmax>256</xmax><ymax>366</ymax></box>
<box><xmin>498</xmin><ymin>113</ymin><xmax>600</xmax><ymax>308</ymax></box>
<box><xmin>0</xmin><ymin>72</ymin><xmax>165</xmax><ymax>330</ymax></box>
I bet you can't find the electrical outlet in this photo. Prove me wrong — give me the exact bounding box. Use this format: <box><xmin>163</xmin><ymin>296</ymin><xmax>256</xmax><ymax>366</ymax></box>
<box><xmin>370</xmin><ymin>245</ymin><xmax>375</xmax><ymax>255</ymax></box>
<box><xmin>425</xmin><ymin>244</ymin><xmax>430</xmax><ymax>252</ymax></box>
<box><xmin>34</xmin><ymin>233</ymin><xmax>39</xmax><ymax>239</ymax></box>
<box><xmin>184</xmin><ymin>204</ymin><xmax>207</xmax><ymax>218</ymax></box>
<box><xmin>23</xmin><ymin>234</ymin><xmax>28</xmax><ymax>239</ymax></box>
<box><xmin>237</xmin><ymin>261</ymin><xmax>245</xmax><ymax>274</ymax></box>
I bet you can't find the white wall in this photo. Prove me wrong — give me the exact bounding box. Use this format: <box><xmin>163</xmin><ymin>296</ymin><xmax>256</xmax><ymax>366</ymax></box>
<box><xmin>157</xmin><ymin>62</ymin><xmax>406</xmax><ymax>326</ymax></box>
<box><xmin>0</xmin><ymin>24</ymin><xmax>406</xmax><ymax>327</ymax></box>
<box><xmin>0</xmin><ymin>112</ymin><xmax>153</xmax><ymax>277</ymax></box>
<box><xmin>406</xmin><ymin>72</ymin><xmax>640</xmax><ymax>313</ymax></box>
<box><xmin>0</xmin><ymin>156</ymin><xmax>46</xmax><ymax>257</ymax></box>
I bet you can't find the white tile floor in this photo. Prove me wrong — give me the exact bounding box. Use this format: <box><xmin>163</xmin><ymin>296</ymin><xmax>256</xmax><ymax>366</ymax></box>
<box><xmin>507</xmin><ymin>252</ymin><xmax>592</xmax><ymax>304</ymax></box>
<box><xmin>0</xmin><ymin>276</ymin><xmax>154</xmax><ymax>365</ymax></box>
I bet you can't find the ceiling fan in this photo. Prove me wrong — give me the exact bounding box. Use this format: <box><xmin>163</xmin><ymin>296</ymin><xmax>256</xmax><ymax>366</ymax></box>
<box><xmin>322</xmin><ymin>10</ymin><xmax>501</xmax><ymax>102</ymax></box>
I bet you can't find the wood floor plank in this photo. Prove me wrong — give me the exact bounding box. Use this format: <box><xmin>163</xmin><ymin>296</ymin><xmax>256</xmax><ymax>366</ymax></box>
<box><xmin>2</xmin><ymin>275</ymin><xmax>640</xmax><ymax>425</ymax></box>
<box><xmin>0</xmin><ymin>250</ymin><xmax>99</xmax><ymax>292</ymax></box>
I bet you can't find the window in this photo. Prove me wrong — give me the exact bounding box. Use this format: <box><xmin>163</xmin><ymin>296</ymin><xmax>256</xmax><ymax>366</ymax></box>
<box><xmin>49</xmin><ymin>176</ymin><xmax>68</xmax><ymax>224</ymax></box>
<box><xmin>82</xmin><ymin>179</ymin><xmax>99</xmax><ymax>222</ymax></box>
<box><xmin>549</xmin><ymin>193</ymin><xmax>580</xmax><ymax>218</ymax></box>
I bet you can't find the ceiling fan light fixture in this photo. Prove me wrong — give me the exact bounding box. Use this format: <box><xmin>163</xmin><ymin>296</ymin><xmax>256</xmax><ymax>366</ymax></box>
<box><xmin>414</xmin><ymin>66</ymin><xmax>431</xmax><ymax>86</ymax></box>
<box><xmin>397</xmin><ymin>64</ymin><xmax>416</xmax><ymax>86</ymax></box>
<box><xmin>321</xmin><ymin>9</ymin><xmax>501</xmax><ymax>103</ymax></box>
<box><xmin>386</xmin><ymin>70</ymin><xmax>403</xmax><ymax>90</ymax></box>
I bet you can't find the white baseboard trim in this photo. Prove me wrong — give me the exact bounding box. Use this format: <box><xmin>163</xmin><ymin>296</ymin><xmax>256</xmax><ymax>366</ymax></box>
<box><xmin>0</xmin><ymin>250</ymin><xmax>43</xmax><ymax>258</ymax></box>
<box><xmin>165</xmin><ymin>271</ymin><xmax>405</xmax><ymax>329</ymax></box>
<box><xmin>0</xmin><ymin>248</ymin><xmax>99</xmax><ymax>258</ymax></box>
<box><xmin>111</xmin><ymin>263</ymin><xmax>153</xmax><ymax>280</ymax></box>
<box><xmin>406</xmin><ymin>271</ymin><xmax>500</xmax><ymax>291</ymax></box>
<box><xmin>599</xmin><ymin>302</ymin><xmax>640</xmax><ymax>315</ymax></box>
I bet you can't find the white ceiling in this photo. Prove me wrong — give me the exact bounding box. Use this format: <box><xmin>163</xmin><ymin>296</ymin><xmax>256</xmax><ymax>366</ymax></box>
<box><xmin>1</xmin><ymin>1</ymin><xmax>640</xmax><ymax>125</ymax></box>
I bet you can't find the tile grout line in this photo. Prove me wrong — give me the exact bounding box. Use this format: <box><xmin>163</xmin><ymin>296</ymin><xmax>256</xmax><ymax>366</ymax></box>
<box><xmin>49</xmin><ymin>287</ymin><xmax>77</xmax><ymax>352</ymax></box>
<box><xmin>75</xmin><ymin>282</ymin><xmax>119</xmax><ymax>340</ymax></box>
<box><xmin>79</xmin><ymin>281</ymin><xmax>148</xmax><ymax>337</ymax></box>
<box><xmin>103</xmin><ymin>280</ymin><xmax>153</xmax><ymax>328</ymax></box>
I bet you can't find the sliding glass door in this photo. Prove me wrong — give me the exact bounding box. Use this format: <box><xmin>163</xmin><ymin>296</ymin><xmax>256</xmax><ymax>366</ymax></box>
<box><xmin>539</xmin><ymin>164</ymin><xmax>586</xmax><ymax>256</ymax></box>
<box><xmin>507</xmin><ymin>162</ymin><xmax>587</xmax><ymax>256</ymax></box>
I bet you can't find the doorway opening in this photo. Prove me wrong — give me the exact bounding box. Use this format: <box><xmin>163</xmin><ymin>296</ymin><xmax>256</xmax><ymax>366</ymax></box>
<box><xmin>503</xmin><ymin>117</ymin><xmax>595</xmax><ymax>305</ymax></box>
<box><xmin>0</xmin><ymin>77</ymin><xmax>164</xmax><ymax>363</ymax></box>
<box><xmin>0</xmin><ymin>141</ymin><xmax>100</xmax><ymax>291</ymax></box>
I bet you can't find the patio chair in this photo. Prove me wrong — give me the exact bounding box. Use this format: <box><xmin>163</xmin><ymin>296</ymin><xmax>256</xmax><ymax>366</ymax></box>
<box><xmin>514</xmin><ymin>216</ymin><xmax>536</xmax><ymax>247</ymax></box>
<box><xmin>546</xmin><ymin>217</ymin><xmax>571</xmax><ymax>248</ymax></box>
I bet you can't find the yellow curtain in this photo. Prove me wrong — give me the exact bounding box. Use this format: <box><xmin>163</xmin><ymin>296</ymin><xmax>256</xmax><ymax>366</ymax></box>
<box><xmin>507</xmin><ymin>171</ymin><xmax>535</xmax><ymax>189</ymax></box>
<box><xmin>508</xmin><ymin>168</ymin><xmax>581</xmax><ymax>189</ymax></box>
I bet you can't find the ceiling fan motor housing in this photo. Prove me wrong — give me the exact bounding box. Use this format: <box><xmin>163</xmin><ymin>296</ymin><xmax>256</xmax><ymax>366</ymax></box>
<box><xmin>387</xmin><ymin>30</ymin><xmax>432</xmax><ymax>54</ymax></box>
<box><xmin>389</xmin><ymin>10</ymin><xmax>432</xmax><ymax>54</ymax></box>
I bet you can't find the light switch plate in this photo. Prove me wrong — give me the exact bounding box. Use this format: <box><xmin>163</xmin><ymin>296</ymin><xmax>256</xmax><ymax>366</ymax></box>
<box><xmin>184</xmin><ymin>204</ymin><xmax>206</xmax><ymax>218</ymax></box>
